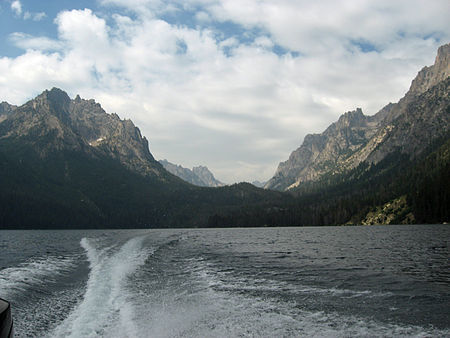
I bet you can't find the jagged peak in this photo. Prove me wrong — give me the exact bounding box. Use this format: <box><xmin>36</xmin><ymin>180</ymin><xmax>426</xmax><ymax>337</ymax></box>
<box><xmin>30</xmin><ymin>87</ymin><xmax>71</xmax><ymax>114</ymax></box>
<box><xmin>40</xmin><ymin>87</ymin><xmax>71</xmax><ymax>103</ymax></box>
<box><xmin>326</xmin><ymin>108</ymin><xmax>367</xmax><ymax>131</ymax></box>
<box><xmin>338</xmin><ymin>108</ymin><xmax>364</xmax><ymax>121</ymax></box>
<box><xmin>408</xmin><ymin>42</ymin><xmax>450</xmax><ymax>97</ymax></box>
<box><xmin>436</xmin><ymin>43</ymin><xmax>450</xmax><ymax>65</ymax></box>
<box><xmin>160</xmin><ymin>159</ymin><xmax>223</xmax><ymax>187</ymax></box>
<box><xmin>265</xmin><ymin>43</ymin><xmax>450</xmax><ymax>192</ymax></box>
<box><xmin>0</xmin><ymin>101</ymin><xmax>17</xmax><ymax>114</ymax></box>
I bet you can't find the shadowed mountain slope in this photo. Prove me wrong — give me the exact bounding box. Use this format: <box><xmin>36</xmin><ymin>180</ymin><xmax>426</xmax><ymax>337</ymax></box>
<box><xmin>0</xmin><ymin>89</ymin><xmax>289</xmax><ymax>228</ymax></box>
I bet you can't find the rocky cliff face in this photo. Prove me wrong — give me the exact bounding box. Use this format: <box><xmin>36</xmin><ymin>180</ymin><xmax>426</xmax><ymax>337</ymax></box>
<box><xmin>0</xmin><ymin>102</ymin><xmax>16</xmax><ymax>114</ymax></box>
<box><xmin>407</xmin><ymin>44</ymin><xmax>450</xmax><ymax>98</ymax></box>
<box><xmin>266</xmin><ymin>108</ymin><xmax>379</xmax><ymax>190</ymax></box>
<box><xmin>265</xmin><ymin>43</ymin><xmax>450</xmax><ymax>191</ymax></box>
<box><xmin>0</xmin><ymin>88</ymin><xmax>166</xmax><ymax>178</ymax></box>
<box><xmin>159</xmin><ymin>159</ymin><xmax>223</xmax><ymax>187</ymax></box>
<box><xmin>192</xmin><ymin>165</ymin><xmax>224</xmax><ymax>187</ymax></box>
<box><xmin>0</xmin><ymin>102</ymin><xmax>17</xmax><ymax>123</ymax></box>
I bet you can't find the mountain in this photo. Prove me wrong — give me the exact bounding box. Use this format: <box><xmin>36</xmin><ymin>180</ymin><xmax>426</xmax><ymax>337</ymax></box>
<box><xmin>0</xmin><ymin>88</ymin><xmax>173</xmax><ymax>178</ymax></box>
<box><xmin>159</xmin><ymin>159</ymin><xmax>224</xmax><ymax>187</ymax></box>
<box><xmin>251</xmin><ymin>180</ymin><xmax>267</xmax><ymax>188</ymax></box>
<box><xmin>0</xmin><ymin>102</ymin><xmax>16</xmax><ymax>123</ymax></box>
<box><xmin>192</xmin><ymin>165</ymin><xmax>224</xmax><ymax>187</ymax></box>
<box><xmin>0</xmin><ymin>89</ymin><xmax>289</xmax><ymax>228</ymax></box>
<box><xmin>1</xmin><ymin>44</ymin><xmax>448</xmax><ymax>228</ymax></box>
<box><xmin>265</xmin><ymin>43</ymin><xmax>450</xmax><ymax>191</ymax></box>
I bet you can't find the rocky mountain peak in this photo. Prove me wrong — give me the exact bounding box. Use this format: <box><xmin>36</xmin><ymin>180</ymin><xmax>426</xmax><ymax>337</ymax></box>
<box><xmin>0</xmin><ymin>102</ymin><xmax>17</xmax><ymax>121</ymax></box>
<box><xmin>0</xmin><ymin>88</ymin><xmax>162</xmax><ymax>177</ymax></box>
<box><xmin>265</xmin><ymin>43</ymin><xmax>450</xmax><ymax>191</ymax></box>
<box><xmin>265</xmin><ymin>107</ymin><xmax>377</xmax><ymax>190</ymax></box>
<box><xmin>30</xmin><ymin>88</ymin><xmax>71</xmax><ymax>117</ymax></box>
<box><xmin>159</xmin><ymin>160</ymin><xmax>224</xmax><ymax>187</ymax></box>
<box><xmin>0</xmin><ymin>102</ymin><xmax>16</xmax><ymax>114</ymax></box>
<box><xmin>435</xmin><ymin>43</ymin><xmax>450</xmax><ymax>72</ymax></box>
<box><xmin>408</xmin><ymin>43</ymin><xmax>450</xmax><ymax>98</ymax></box>
<box><xmin>334</xmin><ymin>108</ymin><xmax>366</xmax><ymax>129</ymax></box>
<box><xmin>192</xmin><ymin>165</ymin><xmax>223</xmax><ymax>187</ymax></box>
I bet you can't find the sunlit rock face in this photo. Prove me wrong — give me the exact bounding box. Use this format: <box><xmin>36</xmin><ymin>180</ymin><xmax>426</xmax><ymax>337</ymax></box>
<box><xmin>0</xmin><ymin>88</ymin><xmax>166</xmax><ymax>178</ymax></box>
<box><xmin>265</xmin><ymin>43</ymin><xmax>450</xmax><ymax>191</ymax></box>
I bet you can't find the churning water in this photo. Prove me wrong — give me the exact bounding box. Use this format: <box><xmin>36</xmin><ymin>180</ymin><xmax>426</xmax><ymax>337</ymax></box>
<box><xmin>0</xmin><ymin>225</ymin><xmax>449</xmax><ymax>337</ymax></box>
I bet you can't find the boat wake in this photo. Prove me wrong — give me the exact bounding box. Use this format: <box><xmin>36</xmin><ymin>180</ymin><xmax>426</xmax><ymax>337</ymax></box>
<box><xmin>0</xmin><ymin>255</ymin><xmax>76</xmax><ymax>298</ymax></box>
<box><xmin>4</xmin><ymin>229</ymin><xmax>448</xmax><ymax>337</ymax></box>
<box><xmin>49</xmin><ymin>236</ymin><xmax>152</xmax><ymax>338</ymax></box>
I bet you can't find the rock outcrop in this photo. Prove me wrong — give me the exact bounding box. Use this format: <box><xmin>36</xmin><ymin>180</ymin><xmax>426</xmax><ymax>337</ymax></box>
<box><xmin>265</xmin><ymin>43</ymin><xmax>450</xmax><ymax>191</ymax></box>
<box><xmin>358</xmin><ymin>196</ymin><xmax>415</xmax><ymax>225</ymax></box>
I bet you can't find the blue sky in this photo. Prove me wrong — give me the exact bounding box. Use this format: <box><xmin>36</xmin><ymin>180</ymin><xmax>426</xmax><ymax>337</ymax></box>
<box><xmin>0</xmin><ymin>0</ymin><xmax>449</xmax><ymax>183</ymax></box>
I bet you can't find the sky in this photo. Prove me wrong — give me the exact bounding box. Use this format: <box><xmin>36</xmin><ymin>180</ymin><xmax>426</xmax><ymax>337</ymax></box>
<box><xmin>0</xmin><ymin>0</ymin><xmax>449</xmax><ymax>184</ymax></box>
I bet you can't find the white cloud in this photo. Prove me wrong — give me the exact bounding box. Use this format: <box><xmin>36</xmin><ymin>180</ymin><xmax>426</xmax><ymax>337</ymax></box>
<box><xmin>195</xmin><ymin>11</ymin><xmax>211</xmax><ymax>23</ymax></box>
<box><xmin>11</xmin><ymin>0</ymin><xmax>22</xmax><ymax>16</ymax></box>
<box><xmin>9</xmin><ymin>32</ymin><xmax>62</xmax><ymax>51</ymax></box>
<box><xmin>0</xmin><ymin>2</ymin><xmax>449</xmax><ymax>183</ymax></box>
<box><xmin>23</xmin><ymin>11</ymin><xmax>46</xmax><ymax>21</ymax></box>
<box><xmin>11</xmin><ymin>0</ymin><xmax>46</xmax><ymax>21</ymax></box>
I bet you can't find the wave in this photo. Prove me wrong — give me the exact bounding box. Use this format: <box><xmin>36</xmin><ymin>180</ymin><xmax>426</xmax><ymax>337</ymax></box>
<box><xmin>49</xmin><ymin>236</ymin><xmax>152</xmax><ymax>338</ymax></box>
<box><xmin>193</xmin><ymin>259</ymin><xmax>392</xmax><ymax>299</ymax></box>
<box><xmin>0</xmin><ymin>255</ymin><xmax>76</xmax><ymax>297</ymax></box>
<box><xmin>171</xmin><ymin>258</ymin><xmax>450</xmax><ymax>338</ymax></box>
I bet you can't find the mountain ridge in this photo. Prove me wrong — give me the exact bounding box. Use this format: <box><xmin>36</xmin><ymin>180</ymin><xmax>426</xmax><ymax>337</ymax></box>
<box><xmin>0</xmin><ymin>44</ymin><xmax>449</xmax><ymax>228</ymax></box>
<box><xmin>159</xmin><ymin>159</ymin><xmax>224</xmax><ymax>187</ymax></box>
<box><xmin>0</xmin><ymin>89</ymin><xmax>290</xmax><ymax>228</ymax></box>
<box><xmin>0</xmin><ymin>88</ymin><xmax>171</xmax><ymax>179</ymax></box>
<box><xmin>265</xmin><ymin>43</ymin><xmax>450</xmax><ymax>191</ymax></box>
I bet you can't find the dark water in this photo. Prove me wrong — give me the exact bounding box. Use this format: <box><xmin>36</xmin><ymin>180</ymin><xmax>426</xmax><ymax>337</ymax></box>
<box><xmin>0</xmin><ymin>225</ymin><xmax>449</xmax><ymax>337</ymax></box>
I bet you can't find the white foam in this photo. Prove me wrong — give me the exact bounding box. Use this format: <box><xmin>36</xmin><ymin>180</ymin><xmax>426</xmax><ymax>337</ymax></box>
<box><xmin>0</xmin><ymin>255</ymin><xmax>76</xmax><ymax>297</ymax></box>
<box><xmin>50</xmin><ymin>236</ymin><xmax>152</xmax><ymax>338</ymax></box>
<box><xmin>34</xmin><ymin>237</ymin><xmax>449</xmax><ymax>338</ymax></box>
<box><xmin>193</xmin><ymin>260</ymin><xmax>392</xmax><ymax>299</ymax></box>
<box><xmin>149</xmin><ymin>258</ymin><xmax>448</xmax><ymax>338</ymax></box>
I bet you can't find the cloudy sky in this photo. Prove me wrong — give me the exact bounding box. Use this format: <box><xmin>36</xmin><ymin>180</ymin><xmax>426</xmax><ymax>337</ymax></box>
<box><xmin>0</xmin><ymin>0</ymin><xmax>449</xmax><ymax>183</ymax></box>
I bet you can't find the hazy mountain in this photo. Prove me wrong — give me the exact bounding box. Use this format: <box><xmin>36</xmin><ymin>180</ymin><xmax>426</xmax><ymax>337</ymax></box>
<box><xmin>265</xmin><ymin>43</ymin><xmax>450</xmax><ymax>191</ymax></box>
<box><xmin>251</xmin><ymin>180</ymin><xmax>267</xmax><ymax>188</ymax></box>
<box><xmin>159</xmin><ymin>159</ymin><xmax>224</xmax><ymax>187</ymax></box>
<box><xmin>193</xmin><ymin>165</ymin><xmax>224</xmax><ymax>187</ymax></box>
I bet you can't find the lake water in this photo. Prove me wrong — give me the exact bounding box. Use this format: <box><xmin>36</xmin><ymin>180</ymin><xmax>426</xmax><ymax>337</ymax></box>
<box><xmin>0</xmin><ymin>225</ymin><xmax>449</xmax><ymax>337</ymax></box>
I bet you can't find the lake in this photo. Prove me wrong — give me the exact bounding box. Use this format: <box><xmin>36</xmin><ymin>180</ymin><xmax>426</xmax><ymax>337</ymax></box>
<box><xmin>0</xmin><ymin>225</ymin><xmax>449</xmax><ymax>337</ymax></box>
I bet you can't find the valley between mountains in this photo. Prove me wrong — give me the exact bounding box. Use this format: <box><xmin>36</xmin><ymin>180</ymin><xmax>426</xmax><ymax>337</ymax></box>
<box><xmin>0</xmin><ymin>44</ymin><xmax>449</xmax><ymax>228</ymax></box>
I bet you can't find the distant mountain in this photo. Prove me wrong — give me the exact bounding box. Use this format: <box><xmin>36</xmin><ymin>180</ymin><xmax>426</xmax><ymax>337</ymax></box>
<box><xmin>251</xmin><ymin>180</ymin><xmax>267</xmax><ymax>188</ymax></box>
<box><xmin>265</xmin><ymin>43</ymin><xmax>450</xmax><ymax>191</ymax></box>
<box><xmin>159</xmin><ymin>159</ymin><xmax>224</xmax><ymax>187</ymax></box>
<box><xmin>0</xmin><ymin>89</ymin><xmax>289</xmax><ymax>228</ymax></box>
